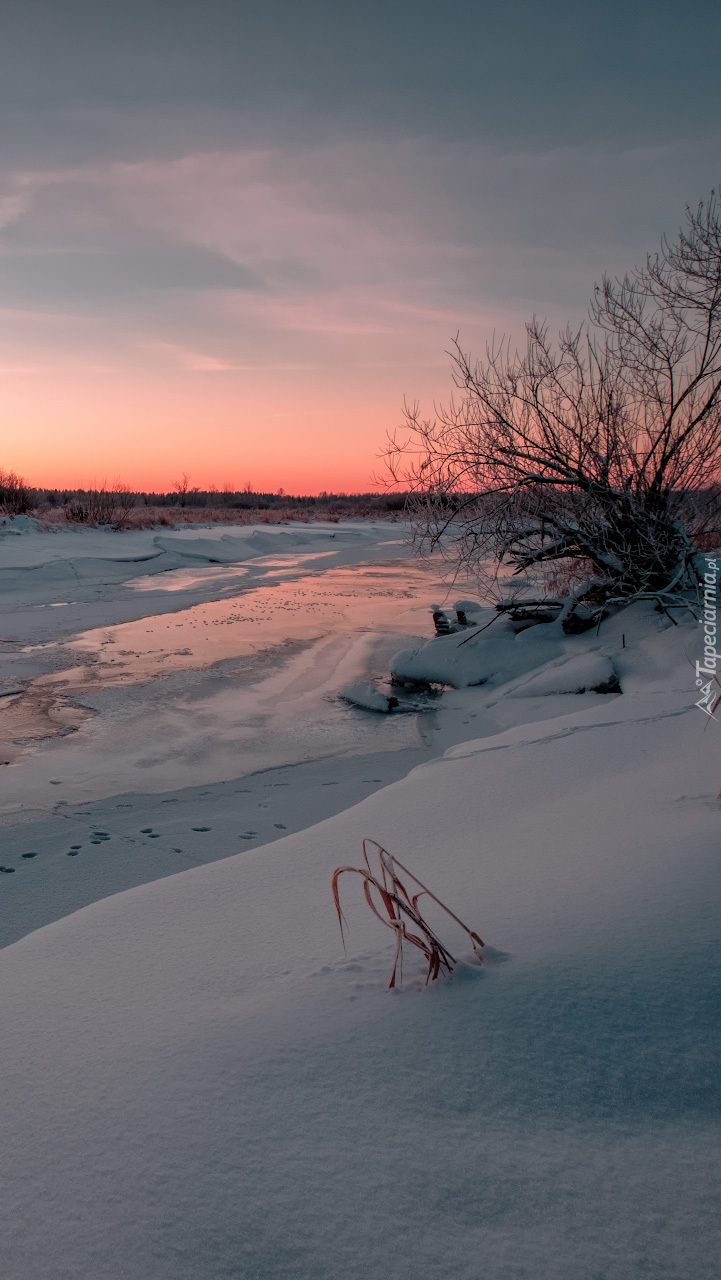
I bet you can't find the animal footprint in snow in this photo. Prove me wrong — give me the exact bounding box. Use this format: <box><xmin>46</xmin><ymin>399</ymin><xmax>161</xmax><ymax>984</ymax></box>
<box><xmin>22</xmin><ymin>852</ymin><xmax>38</xmax><ymax>859</ymax></box>
<box><xmin>274</xmin><ymin>823</ymin><xmax>287</xmax><ymax>829</ymax></box>
<box><xmin>0</xmin><ymin>866</ymin><xmax>15</xmax><ymax>873</ymax></box>
<box><xmin>192</xmin><ymin>826</ymin><xmax>211</xmax><ymax>832</ymax></box>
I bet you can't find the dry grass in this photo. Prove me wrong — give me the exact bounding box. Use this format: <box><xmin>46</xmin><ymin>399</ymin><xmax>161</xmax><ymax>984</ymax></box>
<box><xmin>31</xmin><ymin>504</ymin><xmax>402</xmax><ymax>530</ymax></box>
<box><xmin>332</xmin><ymin>839</ymin><xmax>485</xmax><ymax>988</ymax></box>
<box><xmin>120</xmin><ymin>506</ymin><xmax>342</xmax><ymax>528</ymax></box>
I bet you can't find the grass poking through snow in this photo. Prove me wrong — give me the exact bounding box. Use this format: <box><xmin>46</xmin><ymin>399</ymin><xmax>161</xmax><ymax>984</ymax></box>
<box><xmin>332</xmin><ymin>839</ymin><xmax>485</xmax><ymax>989</ymax></box>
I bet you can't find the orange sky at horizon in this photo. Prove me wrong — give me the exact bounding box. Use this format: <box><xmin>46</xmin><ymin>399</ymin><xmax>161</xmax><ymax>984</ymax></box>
<box><xmin>0</xmin><ymin>143</ymin><xmax>487</xmax><ymax>495</ymax></box>
<box><xmin>2</xmin><ymin>355</ymin><xmax>444</xmax><ymax>495</ymax></box>
<box><xmin>4</xmin><ymin>405</ymin><xmax>392</xmax><ymax>496</ymax></box>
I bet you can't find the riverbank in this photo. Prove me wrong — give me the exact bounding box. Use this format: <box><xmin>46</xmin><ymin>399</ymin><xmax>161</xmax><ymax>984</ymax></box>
<box><xmin>0</xmin><ymin>518</ymin><xmax>718</xmax><ymax>1279</ymax></box>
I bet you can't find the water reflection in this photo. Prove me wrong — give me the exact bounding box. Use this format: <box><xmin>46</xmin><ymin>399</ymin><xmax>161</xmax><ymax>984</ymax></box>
<box><xmin>41</xmin><ymin>561</ymin><xmax>453</xmax><ymax>689</ymax></box>
<box><xmin>128</xmin><ymin>550</ymin><xmax>339</xmax><ymax>593</ymax></box>
<box><xmin>6</xmin><ymin>556</ymin><xmax>477</xmax><ymax>809</ymax></box>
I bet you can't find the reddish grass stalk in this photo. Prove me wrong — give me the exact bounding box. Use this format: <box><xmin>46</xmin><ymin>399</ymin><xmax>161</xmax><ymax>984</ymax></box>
<box><xmin>332</xmin><ymin>839</ymin><xmax>485</xmax><ymax>988</ymax></box>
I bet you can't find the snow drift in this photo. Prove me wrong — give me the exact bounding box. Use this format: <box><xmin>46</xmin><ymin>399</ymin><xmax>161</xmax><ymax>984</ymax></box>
<box><xmin>0</xmin><ymin>599</ymin><xmax>718</xmax><ymax>1279</ymax></box>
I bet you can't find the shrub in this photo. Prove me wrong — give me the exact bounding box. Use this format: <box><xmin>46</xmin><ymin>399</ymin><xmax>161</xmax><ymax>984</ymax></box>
<box><xmin>385</xmin><ymin>194</ymin><xmax>721</xmax><ymax>621</ymax></box>
<box><xmin>0</xmin><ymin>470</ymin><xmax>34</xmax><ymax>515</ymax></box>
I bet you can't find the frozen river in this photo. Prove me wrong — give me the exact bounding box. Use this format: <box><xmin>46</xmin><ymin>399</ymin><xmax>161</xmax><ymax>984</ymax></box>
<box><xmin>3</xmin><ymin>549</ymin><xmax>472</xmax><ymax>813</ymax></box>
<box><xmin>0</xmin><ymin>520</ymin><xmax>481</xmax><ymax>945</ymax></box>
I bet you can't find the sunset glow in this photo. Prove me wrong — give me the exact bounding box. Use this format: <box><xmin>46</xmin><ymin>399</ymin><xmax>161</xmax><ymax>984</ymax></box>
<box><xmin>1</xmin><ymin>2</ymin><xmax>719</xmax><ymax>492</ymax></box>
<box><xmin>2</xmin><ymin>7</ymin><xmax>721</xmax><ymax>1277</ymax></box>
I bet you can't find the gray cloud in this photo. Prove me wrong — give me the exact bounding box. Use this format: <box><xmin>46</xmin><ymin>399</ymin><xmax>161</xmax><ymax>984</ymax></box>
<box><xmin>1</xmin><ymin>0</ymin><xmax>720</xmax><ymax>478</ymax></box>
<box><xmin>0</xmin><ymin>244</ymin><xmax>261</xmax><ymax>307</ymax></box>
<box><xmin>0</xmin><ymin>0</ymin><xmax>719</xmax><ymax>166</ymax></box>
<box><xmin>2</xmin><ymin>134</ymin><xmax>718</xmax><ymax>367</ymax></box>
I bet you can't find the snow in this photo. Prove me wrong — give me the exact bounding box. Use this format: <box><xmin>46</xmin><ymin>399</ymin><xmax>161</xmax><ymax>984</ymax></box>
<box><xmin>0</xmin><ymin>518</ymin><xmax>718</xmax><ymax>1278</ymax></box>
<box><xmin>391</xmin><ymin>611</ymin><xmax>564</xmax><ymax>687</ymax></box>
<box><xmin>0</xmin><ymin>518</ymin><xmax>406</xmax><ymax>642</ymax></box>
<box><xmin>391</xmin><ymin>613</ymin><xmax>621</xmax><ymax>696</ymax></box>
<box><xmin>339</xmin><ymin>679</ymin><xmax>397</xmax><ymax>712</ymax></box>
<box><xmin>505</xmin><ymin>651</ymin><xmax>618</xmax><ymax>696</ymax></box>
<box><xmin>0</xmin><ymin>520</ymin><xmax>435</xmax><ymax>815</ymax></box>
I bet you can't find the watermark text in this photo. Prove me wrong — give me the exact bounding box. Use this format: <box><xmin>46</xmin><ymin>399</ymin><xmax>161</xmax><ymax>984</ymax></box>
<box><xmin>696</xmin><ymin>556</ymin><xmax>719</xmax><ymax>717</ymax></box>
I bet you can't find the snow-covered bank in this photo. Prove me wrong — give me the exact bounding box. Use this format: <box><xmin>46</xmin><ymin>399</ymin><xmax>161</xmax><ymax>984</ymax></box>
<box><xmin>0</xmin><ymin>746</ymin><xmax>431</xmax><ymax>950</ymax></box>
<box><xmin>0</xmin><ymin>593</ymin><xmax>718</xmax><ymax>1277</ymax></box>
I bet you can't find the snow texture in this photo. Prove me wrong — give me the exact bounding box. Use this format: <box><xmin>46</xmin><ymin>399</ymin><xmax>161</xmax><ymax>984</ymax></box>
<box><xmin>505</xmin><ymin>651</ymin><xmax>618</xmax><ymax>696</ymax></box>
<box><xmin>391</xmin><ymin>612</ymin><xmax>563</xmax><ymax>687</ymax></box>
<box><xmin>0</xmin><ymin>518</ymin><xmax>718</xmax><ymax>1279</ymax></box>
<box><xmin>339</xmin><ymin>680</ymin><xmax>396</xmax><ymax>712</ymax></box>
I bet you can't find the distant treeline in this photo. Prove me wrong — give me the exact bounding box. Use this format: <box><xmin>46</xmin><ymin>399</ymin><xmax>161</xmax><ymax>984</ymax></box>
<box><xmin>0</xmin><ymin>471</ymin><xmax>410</xmax><ymax>526</ymax></box>
<box><xmin>52</xmin><ymin>487</ymin><xmax>408</xmax><ymax>512</ymax></box>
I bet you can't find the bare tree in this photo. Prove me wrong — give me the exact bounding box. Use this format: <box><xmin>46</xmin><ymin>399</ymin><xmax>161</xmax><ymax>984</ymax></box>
<box><xmin>0</xmin><ymin>470</ymin><xmax>34</xmax><ymax>515</ymax></box>
<box><xmin>173</xmin><ymin>472</ymin><xmax>201</xmax><ymax>509</ymax></box>
<box><xmin>173</xmin><ymin>472</ymin><xmax>191</xmax><ymax>508</ymax></box>
<box><xmin>109</xmin><ymin>482</ymin><xmax>137</xmax><ymax>529</ymax></box>
<box><xmin>385</xmin><ymin>195</ymin><xmax>721</xmax><ymax>620</ymax></box>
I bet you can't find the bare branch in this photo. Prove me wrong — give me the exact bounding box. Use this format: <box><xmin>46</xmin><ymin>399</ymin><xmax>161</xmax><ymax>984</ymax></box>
<box><xmin>384</xmin><ymin>192</ymin><xmax>721</xmax><ymax>611</ymax></box>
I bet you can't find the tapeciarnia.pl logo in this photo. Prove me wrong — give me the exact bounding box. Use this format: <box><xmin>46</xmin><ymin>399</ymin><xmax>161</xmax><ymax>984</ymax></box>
<box><xmin>696</xmin><ymin>556</ymin><xmax>720</xmax><ymax>717</ymax></box>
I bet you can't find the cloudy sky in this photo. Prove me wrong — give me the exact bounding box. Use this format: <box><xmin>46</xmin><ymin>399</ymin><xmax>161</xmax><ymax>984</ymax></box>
<box><xmin>1</xmin><ymin>0</ymin><xmax>720</xmax><ymax>491</ymax></box>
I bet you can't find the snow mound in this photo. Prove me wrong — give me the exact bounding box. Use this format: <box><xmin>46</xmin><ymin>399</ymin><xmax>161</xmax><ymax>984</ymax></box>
<box><xmin>507</xmin><ymin>652</ymin><xmax>619</xmax><ymax>697</ymax></box>
<box><xmin>150</xmin><ymin>527</ymin><xmax>353</xmax><ymax>564</ymax></box>
<box><xmin>391</xmin><ymin>614</ymin><xmax>562</xmax><ymax>688</ymax></box>
<box><xmin>0</xmin><ymin>514</ymin><xmax>42</xmax><ymax>537</ymax></box>
<box><xmin>152</xmin><ymin>532</ymin><xmax>282</xmax><ymax>562</ymax></box>
<box><xmin>339</xmin><ymin>680</ymin><xmax>397</xmax><ymax>713</ymax></box>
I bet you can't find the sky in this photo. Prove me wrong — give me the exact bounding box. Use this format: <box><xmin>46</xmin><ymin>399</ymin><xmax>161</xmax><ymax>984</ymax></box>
<box><xmin>1</xmin><ymin>0</ymin><xmax>720</xmax><ymax>494</ymax></box>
